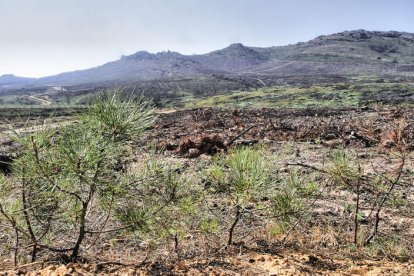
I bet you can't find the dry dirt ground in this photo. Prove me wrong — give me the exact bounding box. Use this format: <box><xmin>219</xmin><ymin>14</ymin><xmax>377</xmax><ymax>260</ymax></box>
<box><xmin>1</xmin><ymin>107</ymin><xmax>414</xmax><ymax>275</ymax></box>
<box><xmin>1</xmin><ymin>251</ymin><xmax>413</xmax><ymax>275</ymax></box>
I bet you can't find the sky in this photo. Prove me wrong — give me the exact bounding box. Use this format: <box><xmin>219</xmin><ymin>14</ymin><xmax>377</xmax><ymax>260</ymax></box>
<box><xmin>0</xmin><ymin>0</ymin><xmax>413</xmax><ymax>78</ymax></box>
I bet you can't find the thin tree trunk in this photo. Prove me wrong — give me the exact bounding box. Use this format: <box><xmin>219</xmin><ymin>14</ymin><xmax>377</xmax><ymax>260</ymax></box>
<box><xmin>71</xmin><ymin>202</ymin><xmax>88</xmax><ymax>259</ymax></box>
<box><xmin>14</xmin><ymin>227</ymin><xmax>19</xmax><ymax>267</ymax></box>
<box><xmin>354</xmin><ymin>181</ymin><xmax>360</xmax><ymax>246</ymax></box>
<box><xmin>227</xmin><ymin>206</ymin><xmax>241</xmax><ymax>247</ymax></box>
<box><xmin>174</xmin><ymin>232</ymin><xmax>180</xmax><ymax>259</ymax></box>
<box><xmin>21</xmin><ymin>173</ymin><xmax>38</xmax><ymax>262</ymax></box>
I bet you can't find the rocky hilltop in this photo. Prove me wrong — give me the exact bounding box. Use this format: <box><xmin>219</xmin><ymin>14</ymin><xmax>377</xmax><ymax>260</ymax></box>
<box><xmin>2</xmin><ymin>30</ymin><xmax>414</xmax><ymax>89</ymax></box>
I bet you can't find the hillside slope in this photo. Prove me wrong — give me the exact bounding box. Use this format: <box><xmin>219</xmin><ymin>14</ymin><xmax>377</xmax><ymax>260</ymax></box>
<box><xmin>2</xmin><ymin>29</ymin><xmax>414</xmax><ymax>88</ymax></box>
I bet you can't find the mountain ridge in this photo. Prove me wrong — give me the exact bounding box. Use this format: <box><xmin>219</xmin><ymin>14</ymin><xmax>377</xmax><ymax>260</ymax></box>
<box><xmin>2</xmin><ymin>29</ymin><xmax>414</xmax><ymax>89</ymax></box>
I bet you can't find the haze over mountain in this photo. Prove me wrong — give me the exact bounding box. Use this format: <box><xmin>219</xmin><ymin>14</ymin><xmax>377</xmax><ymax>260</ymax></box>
<box><xmin>1</xmin><ymin>29</ymin><xmax>414</xmax><ymax>90</ymax></box>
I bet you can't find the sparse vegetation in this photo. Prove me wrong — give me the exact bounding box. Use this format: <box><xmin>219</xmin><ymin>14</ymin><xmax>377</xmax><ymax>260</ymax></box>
<box><xmin>2</xmin><ymin>80</ymin><xmax>414</xmax><ymax>109</ymax></box>
<box><xmin>1</xmin><ymin>90</ymin><xmax>414</xmax><ymax>274</ymax></box>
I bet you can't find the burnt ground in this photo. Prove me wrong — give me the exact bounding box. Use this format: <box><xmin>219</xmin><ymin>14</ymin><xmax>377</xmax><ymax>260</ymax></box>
<box><xmin>149</xmin><ymin>107</ymin><xmax>414</xmax><ymax>157</ymax></box>
<box><xmin>1</xmin><ymin>107</ymin><xmax>414</xmax><ymax>275</ymax></box>
<box><xmin>145</xmin><ymin>107</ymin><xmax>414</xmax><ymax>274</ymax></box>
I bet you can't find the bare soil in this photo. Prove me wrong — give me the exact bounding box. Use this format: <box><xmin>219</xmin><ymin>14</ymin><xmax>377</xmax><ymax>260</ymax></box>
<box><xmin>2</xmin><ymin>251</ymin><xmax>413</xmax><ymax>275</ymax></box>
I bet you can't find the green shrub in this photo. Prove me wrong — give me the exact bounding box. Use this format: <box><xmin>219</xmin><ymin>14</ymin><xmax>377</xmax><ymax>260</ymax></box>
<box><xmin>82</xmin><ymin>91</ymin><xmax>155</xmax><ymax>142</ymax></box>
<box><xmin>0</xmin><ymin>91</ymin><xmax>155</xmax><ymax>263</ymax></box>
<box><xmin>203</xmin><ymin>146</ymin><xmax>318</xmax><ymax>246</ymax></box>
<box><xmin>114</xmin><ymin>154</ymin><xmax>201</xmax><ymax>250</ymax></box>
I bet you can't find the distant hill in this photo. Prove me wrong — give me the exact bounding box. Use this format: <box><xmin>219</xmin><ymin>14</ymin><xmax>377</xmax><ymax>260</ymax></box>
<box><xmin>3</xmin><ymin>29</ymin><xmax>414</xmax><ymax>88</ymax></box>
<box><xmin>0</xmin><ymin>74</ymin><xmax>35</xmax><ymax>87</ymax></box>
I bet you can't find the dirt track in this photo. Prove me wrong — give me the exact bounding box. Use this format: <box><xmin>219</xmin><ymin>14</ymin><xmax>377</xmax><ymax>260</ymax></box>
<box><xmin>27</xmin><ymin>96</ymin><xmax>52</xmax><ymax>106</ymax></box>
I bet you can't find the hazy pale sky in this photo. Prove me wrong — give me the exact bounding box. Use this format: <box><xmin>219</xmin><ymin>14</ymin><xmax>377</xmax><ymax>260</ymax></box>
<box><xmin>0</xmin><ymin>0</ymin><xmax>413</xmax><ymax>78</ymax></box>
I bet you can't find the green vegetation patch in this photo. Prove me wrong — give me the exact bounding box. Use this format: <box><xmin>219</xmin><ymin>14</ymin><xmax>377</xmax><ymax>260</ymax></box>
<box><xmin>184</xmin><ymin>82</ymin><xmax>414</xmax><ymax>109</ymax></box>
